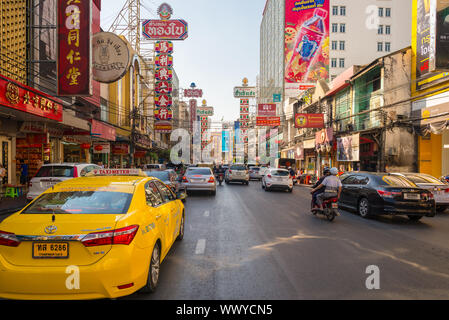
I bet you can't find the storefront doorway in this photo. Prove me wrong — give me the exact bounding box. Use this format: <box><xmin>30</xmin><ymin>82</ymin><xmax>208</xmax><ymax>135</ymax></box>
<box><xmin>0</xmin><ymin>136</ymin><xmax>11</xmax><ymax>185</ymax></box>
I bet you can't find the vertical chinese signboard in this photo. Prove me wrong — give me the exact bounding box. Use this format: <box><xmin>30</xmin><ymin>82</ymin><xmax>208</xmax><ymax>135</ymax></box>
<box><xmin>284</xmin><ymin>0</ymin><xmax>329</xmax><ymax>91</ymax></box>
<box><xmin>155</xmin><ymin>40</ymin><xmax>174</xmax><ymax>131</ymax></box>
<box><xmin>57</xmin><ymin>0</ymin><xmax>92</xmax><ymax>96</ymax></box>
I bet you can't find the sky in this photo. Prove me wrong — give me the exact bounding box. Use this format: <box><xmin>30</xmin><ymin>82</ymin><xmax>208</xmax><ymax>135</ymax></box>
<box><xmin>101</xmin><ymin>0</ymin><xmax>267</xmax><ymax>128</ymax></box>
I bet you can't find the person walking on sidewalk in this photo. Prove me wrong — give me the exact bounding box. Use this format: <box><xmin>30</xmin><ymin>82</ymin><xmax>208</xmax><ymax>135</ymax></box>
<box><xmin>18</xmin><ymin>159</ymin><xmax>29</xmax><ymax>186</ymax></box>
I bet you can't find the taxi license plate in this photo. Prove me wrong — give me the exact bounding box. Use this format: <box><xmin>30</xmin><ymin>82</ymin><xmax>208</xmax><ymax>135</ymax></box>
<box><xmin>404</xmin><ymin>193</ymin><xmax>420</xmax><ymax>200</ymax></box>
<box><xmin>33</xmin><ymin>242</ymin><xmax>69</xmax><ymax>259</ymax></box>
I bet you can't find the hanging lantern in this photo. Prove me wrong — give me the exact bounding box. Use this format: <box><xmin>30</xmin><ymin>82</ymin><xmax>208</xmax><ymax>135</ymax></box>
<box><xmin>81</xmin><ymin>143</ymin><xmax>91</xmax><ymax>149</ymax></box>
<box><xmin>94</xmin><ymin>145</ymin><xmax>103</xmax><ymax>152</ymax></box>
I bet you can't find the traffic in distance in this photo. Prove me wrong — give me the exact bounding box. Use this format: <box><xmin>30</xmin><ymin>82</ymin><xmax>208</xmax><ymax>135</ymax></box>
<box><xmin>0</xmin><ymin>159</ymin><xmax>447</xmax><ymax>299</ymax></box>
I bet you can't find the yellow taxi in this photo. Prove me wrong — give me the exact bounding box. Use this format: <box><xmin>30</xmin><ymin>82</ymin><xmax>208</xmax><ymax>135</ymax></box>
<box><xmin>0</xmin><ymin>169</ymin><xmax>186</xmax><ymax>300</ymax></box>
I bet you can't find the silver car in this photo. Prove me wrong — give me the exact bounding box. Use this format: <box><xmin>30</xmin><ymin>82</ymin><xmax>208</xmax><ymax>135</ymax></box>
<box><xmin>393</xmin><ymin>172</ymin><xmax>449</xmax><ymax>212</ymax></box>
<box><xmin>182</xmin><ymin>167</ymin><xmax>217</xmax><ymax>196</ymax></box>
<box><xmin>27</xmin><ymin>163</ymin><xmax>101</xmax><ymax>200</ymax></box>
<box><xmin>249</xmin><ymin>167</ymin><xmax>262</xmax><ymax>181</ymax></box>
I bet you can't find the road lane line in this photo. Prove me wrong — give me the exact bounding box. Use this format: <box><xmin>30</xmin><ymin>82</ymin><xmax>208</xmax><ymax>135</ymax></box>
<box><xmin>204</xmin><ymin>210</ymin><xmax>210</xmax><ymax>217</ymax></box>
<box><xmin>195</xmin><ymin>239</ymin><xmax>206</xmax><ymax>255</ymax></box>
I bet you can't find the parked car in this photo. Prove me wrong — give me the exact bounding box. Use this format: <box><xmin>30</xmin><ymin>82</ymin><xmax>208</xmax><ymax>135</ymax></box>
<box><xmin>225</xmin><ymin>164</ymin><xmax>249</xmax><ymax>185</ymax></box>
<box><xmin>261</xmin><ymin>168</ymin><xmax>293</xmax><ymax>193</ymax></box>
<box><xmin>145</xmin><ymin>169</ymin><xmax>186</xmax><ymax>196</ymax></box>
<box><xmin>392</xmin><ymin>173</ymin><xmax>449</xmax><ymax>212</ymax></box>
<box><xmin>143</xmin><ymin>164</ymin><xmax>166</xmax><ymax>171</ymax></box>
<box><xmin>249</xmin><ymin>167</ymin><xmax>262</xmax><ymax>181</ymax></box>
<box><xmin>338</xmin><ymin>172</ymin><xmax>436</xmax><ymax>221</ymax></box>
<box><xmin>27</xmin><ymin>163</ymin><xmax>101</xmax><ymax>200</ymax></box>
<box><xmin>181</xmin><ymin>167</ymin><xmax>217</xmax><ymax>196</ymax></box>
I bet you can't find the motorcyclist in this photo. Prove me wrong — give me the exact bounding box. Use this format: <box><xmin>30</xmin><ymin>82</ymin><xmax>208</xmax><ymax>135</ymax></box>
<box><xmin>311</xmin><ymin>167</ymin><xmax>342</xmax><ymax>210</ymax></box>
<box><xmin>310</xmin><ymin>167</ymin><xmax>330</xmax><ymax>208</ymax></box>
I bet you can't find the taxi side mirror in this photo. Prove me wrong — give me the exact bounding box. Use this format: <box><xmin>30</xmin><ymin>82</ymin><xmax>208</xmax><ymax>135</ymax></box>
<box><xmin>177</xmin><ymin>191</ymin><xmax>187</xmax><ymax>203</ymax></box>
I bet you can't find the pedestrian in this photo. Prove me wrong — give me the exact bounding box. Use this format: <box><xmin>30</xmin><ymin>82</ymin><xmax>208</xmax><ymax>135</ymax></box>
<box><xmin>18</xmin><ymin>159</ymin><xmax>29</xmax><ymax>186</ymax></box>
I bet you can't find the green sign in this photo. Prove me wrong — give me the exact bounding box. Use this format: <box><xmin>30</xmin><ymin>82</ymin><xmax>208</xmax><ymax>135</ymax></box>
<box><xmin>234</xmin><ymin>87</ymin><xmax>256</xmax><ymax>98</ymax></box>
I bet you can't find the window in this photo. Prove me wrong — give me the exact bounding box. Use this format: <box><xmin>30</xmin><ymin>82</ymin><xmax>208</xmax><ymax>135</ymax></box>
<box><xmin>331</xmin><ymin>58</ymin><xmax>337</xmax><ymax>68</ymax></box>
<box><xmin>386</xmin><ymin>25</ymin><xmax>391</xmax><ymax>35</ymax></box>
<box><xmin>340</xmin><ymin>6</ymin><xmax>346</xmax><ymax>16</ymax></box>
<box><xmin>339</xmin><ymin>58</ymin><xmax>345</xmax><ymax>68</ymax></box>
<box><xmin>378</xmin><ymin>25</ymin><xmax>383</xmax><ymax>35</ymax></box>
<box><xmin>331</xmin><ymin>75</ymin><xmax>337</xmax><ymax>81</ymax></box>
<box><xmin>155</xmin><ymin>181</ymin><xmax>176</xmax><ymax>202</ymax></box>
<box><xmin>386</xmin><ymin>8</ymin><xmax>391</xmax><ymax>17</ymax></box>
<box><xmin>145</xmin><ymin>182</ymin><xmax>164</xmax><ymax>207</ymax></box>
<box><xmin>377</xmin><ymin>42</ymin><xmax>383</xmax><ymax>52</ymax></box>
<box><xmin>35</xmin><ymin>166</ymin><xmax>75</xmax><ymax>178</ymax></box>
<box><xmin>342</xmin><ymin>176</ymin><xmax>357</xmax><ymax>185</ymax></box>
<box><xmin>332</xmin><ymin>41</ymin><xmax>338</xmax><ymax>50</ymax></box>
<box><xmin>379</xmin><ymin>7</ymin><xmax>384</xmax><ymax>17</ymax></box>
<box><xmin>339</xmin><ymin>41</ymin><xmax>345</xmax><ymax>51</ymax></box>
<box><xmin>22</xmin><ymin>191</ymin><xmax>133</xmax><ymax>215</ymax></box>
<box><xmin>340</xmin><ymin>23</ymin><xmax>346</xmax><ymax>33</ymax></box>
<box><xmin>332</xmin><ymin>23</ymin><xmax>338</xmax><ymax>33</ymax></box>
<box><xmin>332</xmin><ymin>6</ymin><xmax>338</xmax><ymax>15</ymax></box>
<box><xmin>385</xmin><ymin>42</ymin><xmax>391</xmax><ymax>52</ymax></box>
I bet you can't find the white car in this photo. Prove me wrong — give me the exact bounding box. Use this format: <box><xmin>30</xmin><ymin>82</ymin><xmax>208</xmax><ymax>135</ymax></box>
<box><xmin>392</xmin><ymin>172</ymin><xmax>449</xmax><ymax>212</ymax></box>
<box><xmin>27</xmin><ymin>163</ymin><xmax>101</xmax><ymax>200</ymax></box>
<box><xmin>225</xmin><ymin>164</ymin><xmax>249</xmax><ymax>185</ymax></box>
<box><xmin>262</xmin><ymin>168</ymin><xmax>293</xmax><ymax>193</ymax></box>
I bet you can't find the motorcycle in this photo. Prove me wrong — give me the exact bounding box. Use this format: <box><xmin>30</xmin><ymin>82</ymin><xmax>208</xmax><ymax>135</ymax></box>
<box><xmin>218</xmin><ymin>173</ymin><xmax>224</xmax><ymax>186</ymax></box>
<box><xmin>311</xmin><ymin>196</ymin><xmax>340</xmax><ymax>222</ymax></box>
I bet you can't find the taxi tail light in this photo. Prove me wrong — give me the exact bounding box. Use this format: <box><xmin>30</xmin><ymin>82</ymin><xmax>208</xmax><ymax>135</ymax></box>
<box><xmin>81</xmin><ymin>225</ymin><xmax>139</xmax><ymax>247</ymax></box>
<box><xmin>208</xmin><ymin>177</ymin><xmax>215</xmax><ymax>183</ymax></box>
<box><xmin>73</xmin><ymin>166</ymin><xmax>79</xmax><ymax>178</ymax></box>
<box><xmin>0</xmin><ymin>230</ymin><xmax>21</xmax><ymax>247</ymax></box>
<box><xmin>182</xmin><ymin>176</ymin><xmax>189</xmax><ymax>183</ymax></box>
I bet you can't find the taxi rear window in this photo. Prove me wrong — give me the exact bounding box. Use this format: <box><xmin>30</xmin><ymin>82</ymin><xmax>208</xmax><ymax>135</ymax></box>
<box><xmin>22</xmin><ymin>191</ymin><xmax>133</xmax><ymax>215</ymax></box>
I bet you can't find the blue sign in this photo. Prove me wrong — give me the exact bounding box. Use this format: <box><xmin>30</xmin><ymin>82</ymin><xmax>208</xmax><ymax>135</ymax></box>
<box><xmin>273</xmin><ymin>94</ymin><xmax>281</xmax><ymax>103</ymax></box>
<box><xmin>222</xmin><ymin>131</ymin><xmax>230</xmax><ymax>152</ymax></box>
<box><xmin>234</xmin><ymin>121</ymin><xmax>240</xmax><ymax>144</ymax></box>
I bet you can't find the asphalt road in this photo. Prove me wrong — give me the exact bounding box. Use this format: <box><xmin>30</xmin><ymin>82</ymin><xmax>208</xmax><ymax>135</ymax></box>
<box><xmin>126</xmin><ymin>180</ymin><xmax>449</xmax><ymax>300</ymax></box>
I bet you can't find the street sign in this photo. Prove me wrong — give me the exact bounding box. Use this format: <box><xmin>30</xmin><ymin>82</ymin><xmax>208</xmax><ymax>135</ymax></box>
<box><xmin>273</xmin><ymin>94</ymin><xmax>281</xmax><ymax>102</ymax></box>
<box><xmin>197</xmin><ymin>107</ymin><xmax>214</xmax><ymax>116</ymax></box>
<box><xmin>234</xmin><ymin>86</ymin><xmax>256</xmax><ymax>98</ymax></box>
<box><xmin>142</xmin><ymin>19</ymin><xmax>188</xmax><ymax>40</ymax></box>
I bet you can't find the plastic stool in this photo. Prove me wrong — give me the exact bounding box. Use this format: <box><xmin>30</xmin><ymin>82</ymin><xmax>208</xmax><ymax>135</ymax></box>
<box><xmin>5</xmin><ymin>187</ymin><xmax>18</xmax><ymax>198</ymax></box>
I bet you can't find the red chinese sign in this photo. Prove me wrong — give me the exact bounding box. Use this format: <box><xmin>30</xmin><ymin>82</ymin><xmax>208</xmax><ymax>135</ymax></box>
<box><xmin>91</xmin><ymin>119</ymin><xmax>116</xmax><ymax>141</ymax></box>
<box><xmin>155</xmin><ymin>81</ymin><xmax>173</xmax><ymax>94</ymax></box>
<box><xmin>155</xmin><ymin>67</ymin><xmax>173</xmax><ymax>81</ymax></box>
<box><xmin>155</xmin><ymin>121</ymin><xmax>173</xmax><ymax>133</ymax></box>
<box><xmin>258</xmin><ymin>104</ymin><xmax>277</xmax><ymax>116</ymax></box>
<box><xmin>154</xmin><ymin>107</ymin><xmax>173</xmax><ymax>121</ymax></box>
<box><xmin>0</xmin><ymin>75</ymin><xmax>63</xmax><ymax>122</ymax></box>
<box><xmin>155</xmin><ymin>53</ymin><xmax>173</xmax><ymax>67</ymax></box>
<box><xmin>256</xmin><ymin>117</ymin><xmax>281</xmax><ymax>127</ymax></box>
<box><xmin>295</xmin><ymin>113</ymin><xmax>324</xmax><ymax>128</ymax></box>
<box><xmin>155</xmin><ymin>41</ymin><xmax>173</xmax><ymax>54</ymax></box>
<box><xmin>155</xmin><ymin>94</ymin><xmax>173</xmax><ymax>108</ymax></box>
<box><xmin>142</xmin><ymin>19</ymin><xmax>188</xmax><ymax>40</ymax></box>
<box><xmin>57</xmin><ymin>0</ymin><xmax>92</xmax><ymax>96</ymax></box>
<box><xmin>189</xmin><ymin>99</ymin><xmax>197</xmax><ymax>132</ymax></box>
<box><xmin>184</xmin><ymin>89</ymin><xmax>203</xmax><ymax>98</ymax></box>
<box><xmin>112</xmin><ymin>144</ymin><xmax>130</xmax><ymax>155</ymax></box>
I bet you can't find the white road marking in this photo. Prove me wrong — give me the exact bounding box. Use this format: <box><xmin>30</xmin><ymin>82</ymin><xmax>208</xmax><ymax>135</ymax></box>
<box><xmin>195</xmin><ymin>239</ymin><xmax>206</xmax><ymax>255</ymax></box>
<box><xmin>204</xmin><ymin>210</ymin><xmax>210</xmax><ymax>217</ymax></box>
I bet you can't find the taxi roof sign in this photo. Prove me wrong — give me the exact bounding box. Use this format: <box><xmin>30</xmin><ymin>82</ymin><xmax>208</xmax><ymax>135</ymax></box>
<box><xmin>86</xmin><ymin>169</ymin><xmax>147</xmax><ymax>177</ymax></box>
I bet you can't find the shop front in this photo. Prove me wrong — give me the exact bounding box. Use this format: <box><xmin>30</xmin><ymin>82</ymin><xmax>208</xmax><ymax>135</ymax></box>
<box><xmin>111</xmin><ymin>143</ymin><xmax>130</xmax><ymax>168</ymax></box>
<box><xmin>414</xmin><ymin>96</ymin><xmax>449</xmax><ymax>178</ymax></box>
<box><xmin>315</xmin><ymin>128</ymin><xmax>334</xmax><ymax>176</ymax></box>
<box><xmin>0</xmin><ymin>74</ymin><xmax>63</xmax><ymax>185</ymax></box>
<box><xmin>91</xmin><ymin>119</ymin><xmax>116</xmax><ymax>167</ymax></box>
<box><xmin>134</xmin><ymin>133</ymin><xmax>153</xmax><ymax>167</ymax></box>
<box><xmin>62</xmin><ymin>130</ymin><xmax>92</xmax><ymax>164</ymax></box>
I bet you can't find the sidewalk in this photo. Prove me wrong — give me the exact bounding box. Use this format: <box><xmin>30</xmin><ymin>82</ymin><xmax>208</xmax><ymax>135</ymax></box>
<box><xmin>0</xmin><ymin>195</ymin><xmax>29</xmax><ymax>215</ymax></box>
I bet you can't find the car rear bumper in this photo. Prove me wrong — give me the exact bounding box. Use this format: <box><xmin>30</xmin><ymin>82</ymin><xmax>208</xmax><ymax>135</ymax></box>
<box><xmin>266</xmin><ymin>184</ymin><xmax>292</xmax><ymax>190</ymax></box>
<box><xmin>373</xmin><ymin>199</ymin><xmax>436</xmax><ymax>217</ymax></box>
<box><xmin>0</xmin><ymin>245</ymin><xmax>149</xmax><ymax>300</ymax></box>
<box><xmin>183</xmin><ymin>183</ymin><xmax>216</xmax><ymax>191</ymax></box>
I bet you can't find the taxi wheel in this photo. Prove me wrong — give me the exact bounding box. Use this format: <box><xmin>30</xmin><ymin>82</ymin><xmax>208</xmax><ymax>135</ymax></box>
<box><xmin>141</xmin><ymin>243</ymin><xmax>161</xmax><ymax>294</ymax></box>
<box><xmin>177</xmin><ymin>213</ymin><xmax>185</xmax><ymax>241</ymax></box>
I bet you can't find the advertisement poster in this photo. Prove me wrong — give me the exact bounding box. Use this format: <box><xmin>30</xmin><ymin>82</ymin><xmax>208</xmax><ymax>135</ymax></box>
<box><xmin>295</xmin><ymin>113</ymin><xmax>324</xmax><ymax>128</ymax></box>
<box><xmin>337</xmin><ymin>134</ymin><xmax>360</xmax><ymax>162</ymax></box>
<box><xmin>431</xmin><ymin>0</ymin><xmax>449</xmax><ymax>71</ymax></box>
<box><xmin>414</xmin><ymin>0</ymin><xmax>449</xmax><ymax>90</ymax></box>
<box><xmin>285</xmin><ymin>0</ymin><xmax>329</xmax><ymax>87</ymax></box>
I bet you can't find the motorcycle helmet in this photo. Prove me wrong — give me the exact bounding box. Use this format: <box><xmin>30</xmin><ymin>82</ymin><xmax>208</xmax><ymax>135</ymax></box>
<box><xmin>330</xmin><ymin>167</ymin><xmax>339</xmax><ymax>175</ymax></box>
<box><xmin>323</xmin><ymin>167</ymin><xmax>330</xmax><ymax>175</ymax></box>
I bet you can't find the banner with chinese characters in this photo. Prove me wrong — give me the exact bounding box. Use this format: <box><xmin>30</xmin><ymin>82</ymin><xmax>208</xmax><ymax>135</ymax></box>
<box><xmin>0</xmin><ymin>75</ymin><xmax>63</xmax><ymax>122</ymax></box>
<box><xmin>57</xmin><ymin>0</ymin><xmax>92</xmax><ymax>96</ymax></box>
<box><xmin>154</xmin><ymin>40</ymin><xmax>174</xmax><ymax>132</ymax></box>
<box><xmin>256</xmin><ymin>117</ymin><xmax>281</xmax><ymax>127</ymax></box>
